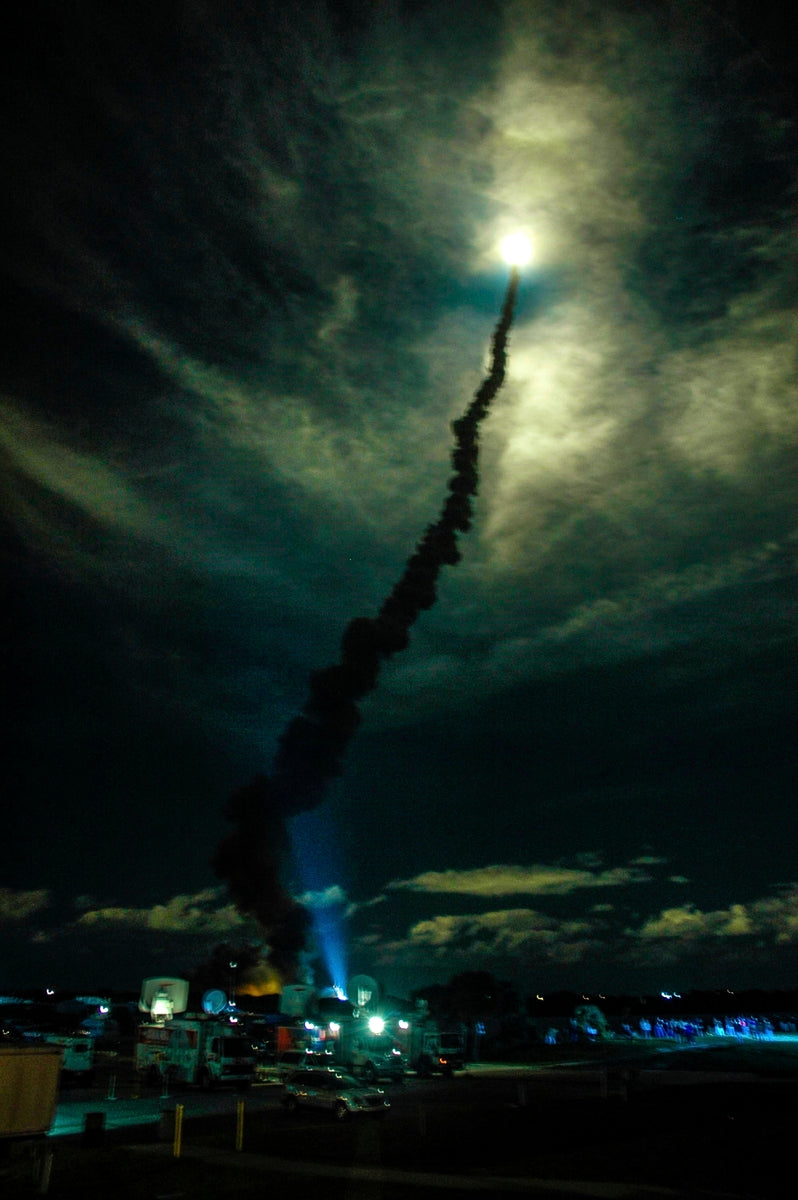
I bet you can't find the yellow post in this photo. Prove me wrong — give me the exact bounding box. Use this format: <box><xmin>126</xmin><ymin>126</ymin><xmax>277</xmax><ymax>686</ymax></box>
<box><xmin>173</xmin><ymin>1103</ymin><xmax>184</xmax><ymax>1158</ymax></box>
<box><xmin>236</xmin><ymin>1099</ymin><xmax>245</xmax><ymax>1151</ymax></box>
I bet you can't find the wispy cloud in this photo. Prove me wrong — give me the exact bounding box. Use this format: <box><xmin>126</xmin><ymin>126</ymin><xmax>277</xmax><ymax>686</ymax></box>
<box><xmin>0</xmin><ymin>887</ymin><xmax>50</xmax><ymax>923</ymax></box>
<box><xmin>364</xmin><ymin>907</ymin><xmax>601</xmax><ymax>968</ymax></box>
<box><xmin>388</xmin><ymin>861</ymin><xmax>655</xmax><ymax>897</ymax></box>
<box><xmin>353</xmin><ymin>876</ymin><xmax>798</xmax><ymax>981</ymax></box>
<box><xmin>0</xmin><ymin>400</ymin><xmax>170</xmax><ymax>555</ymax></box>
<box><xmin>632</xmin><ymin>890</ymin><xmax>798</xmax><ymax>952</ymax></box>
<box><xmin>73</xmin><ymin>887</ymin><xmax>243</xmax><ymax>936</ymax></box>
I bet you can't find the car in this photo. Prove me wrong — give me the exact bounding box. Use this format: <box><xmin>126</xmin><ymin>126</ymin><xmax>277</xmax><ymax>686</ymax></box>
<box><xmin>272</xmin><ymin>1048</ymin><xmax>327</xmax><ymax>1080</ymax></box>
<box><xmin>282</xmin><ymin>1068</ymin><xmax>390</xmax><ymax>1121</ymax></box>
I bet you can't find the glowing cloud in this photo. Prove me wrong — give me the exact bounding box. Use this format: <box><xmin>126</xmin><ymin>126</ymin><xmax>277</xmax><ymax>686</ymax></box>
<box><xmin>296</xmin><ymin>885</ymin><xmax>348</xmax><ymax>910</ymax></box>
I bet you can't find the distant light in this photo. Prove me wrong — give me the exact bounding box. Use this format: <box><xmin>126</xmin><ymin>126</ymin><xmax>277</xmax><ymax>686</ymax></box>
<box><xmin>398</xmin><ymin>1020</ymin><xmax>409</xmax><ymax>1030</ymax></box>
<box><xmin>46</xmin><ymin>988</ymin><xmax>55</xmax><ymax>996</ymax></box>
<box><xmin>500</xmin><ymin>232</ymin><xmax>533</xmax><ymax>267</ymax></box>
<box><xmin>368</xmin><ymin>1016</ymin><xmax>385</xmax><ymax>1035</ymax></box>
<box><xmin>329</xmin><ymin>1022</ymin><xmax>340</xmax><ymax>1034</ymax></box>
<box><xmin>536</xmin><ymin>995</ymin><xmax>544</xmax><ymax>1001</ymax></box>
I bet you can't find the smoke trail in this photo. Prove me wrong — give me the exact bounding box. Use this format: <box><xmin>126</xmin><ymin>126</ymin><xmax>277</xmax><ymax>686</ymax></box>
<box><xmin>214</xmin><ymin>269</ymin><xmax>520</xmax><ymax>979</ymax></box>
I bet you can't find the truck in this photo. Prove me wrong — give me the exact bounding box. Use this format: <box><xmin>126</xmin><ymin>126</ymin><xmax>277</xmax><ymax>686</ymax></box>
<box><xmin>395</xmin><ymin>1015</ymin><xmax>466</xmax><ymax>1077</ymax></box>
<box><xmin>44</xmin><ymin>1033</ymin><xmax>95</xmax><ymax>1079</ymax></box>
<box><xmin>326</xmin><ymin>1015</ymin><xmax>406</xmax><ymax>1083</ymax></box>
<box><xmin>137</xmin><ymin>1016</ymin><xmax>256</xmax><ymax>1089</ymax></box>
<box><xmin>437</xmin><ymin>1028</ymin><xmax>467</xmax><ymax>1074</ymax></box>
<box><xmin>135</xmin><ymin>1022</ymin><xmax>173</xmax><ymax>1084</ymax></box>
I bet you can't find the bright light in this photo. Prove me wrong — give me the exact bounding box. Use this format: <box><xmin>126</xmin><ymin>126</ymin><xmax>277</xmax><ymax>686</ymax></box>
<box><xmin>329</xmin><ymin>1022</ymin><xmax>340</xmax><ymax>1034</ymax></box>
<box><xmin>500</xmin><ymin>232</ymin><xmax>533</xmax><ymax>267</ymax></box>
<box><xmin>368</xmin><ymin>1016</ymin><xmax>385</xmax><ymax>1035</ymax></box>
<box><xmin>151</xmin><ymin>991</ymin><xmax>173</xmax><ymax>1022</ymax></box>
<box><xmin>398</xmin><ymin>1020</ymin><xmax>409</xmax><ymax>1030</ymax></box>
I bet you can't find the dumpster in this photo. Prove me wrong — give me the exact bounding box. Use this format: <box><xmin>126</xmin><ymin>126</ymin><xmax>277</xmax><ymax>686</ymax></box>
<box><xmin>0</xmin><ymin>1045</ymin><xmax>62</xmax><ymax>1138</ymax></box>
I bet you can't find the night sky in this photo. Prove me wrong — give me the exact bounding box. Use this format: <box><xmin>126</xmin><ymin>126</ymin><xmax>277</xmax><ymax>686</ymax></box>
<box><xmin>2</xmin><ymin>1</ymin><xmax>797</xmax><ymax>1001</ymax></box>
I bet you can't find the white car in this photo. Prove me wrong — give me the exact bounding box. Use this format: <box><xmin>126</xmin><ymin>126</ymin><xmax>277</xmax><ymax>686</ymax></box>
<box><xmin>282</xmin><ymin>1068</ymin><xmax>390</xmax><ymax>1120</ymax></box>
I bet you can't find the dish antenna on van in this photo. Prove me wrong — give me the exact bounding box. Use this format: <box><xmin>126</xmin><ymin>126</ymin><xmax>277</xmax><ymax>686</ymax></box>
<box><xmin>201</xmin><ymin>989</ymin><xmax>228</xmax><ymax>1015</ymax></box>
<box><xmin>347</xmin><ymin>974</ymin><xmax>380</xmax><ymax>1012</ymax></box>
<box><xmin>139</xmin><ymin>977</ymin><xmax>189</xmax><ymax>1020</ymax></box>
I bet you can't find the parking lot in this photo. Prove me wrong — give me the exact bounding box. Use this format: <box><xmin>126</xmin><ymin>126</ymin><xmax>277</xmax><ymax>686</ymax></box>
<box><xmin>4</xmin><ymin>1037</ymin><xmax>791</xmax><ymax>1199</ymax></box>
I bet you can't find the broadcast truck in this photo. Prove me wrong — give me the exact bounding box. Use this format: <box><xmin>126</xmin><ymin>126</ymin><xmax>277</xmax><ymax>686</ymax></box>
<box><xmin>135</xmin><ymin>1021</ymin><xmax>172</xmax><ymax>1084</ymax></box>
<box><xmin>137</xmin><ymin>1016</ymin><xmax>256</xmax><ymax>1088</ymax></box>
<box><xmin>326</xmin><ymin>1014</ymin><xmax>406</xmax><ymax>1083</ymax></box>
<box><xmin>394</xmin><ymin>1013</ymin><xmax>466</xmax><ymax>1077</ymax></box>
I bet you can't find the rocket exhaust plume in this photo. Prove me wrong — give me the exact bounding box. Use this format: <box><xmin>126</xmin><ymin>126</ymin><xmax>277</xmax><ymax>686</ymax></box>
<box><xmin>214</xmin><ymin>268</ymin><xmax>520</xmax><ymax>979</ymax></box>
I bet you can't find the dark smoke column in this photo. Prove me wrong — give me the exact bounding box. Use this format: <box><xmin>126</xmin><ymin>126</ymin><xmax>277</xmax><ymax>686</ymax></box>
<box><xmin>214</xmin><ymin>267</ymin><xmax>520</xmax><ymax>979</ymax></box>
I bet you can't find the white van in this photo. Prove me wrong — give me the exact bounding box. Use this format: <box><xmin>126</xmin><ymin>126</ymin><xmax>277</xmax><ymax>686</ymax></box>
<box><xmin>45</xmin><ymin>1034</ymin><xmax>95</xmax><ymax>1077</ymax></box>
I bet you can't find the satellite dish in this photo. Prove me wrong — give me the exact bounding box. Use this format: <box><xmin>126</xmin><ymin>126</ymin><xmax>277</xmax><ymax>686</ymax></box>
<box><xmin>347</xmin><ymin>975</ymin><xmax>380</xmax><ymax>1011</ymax></box>
<box><xmin>138</xmin><ymin>977</ymin><xmax>189</xmax><ymax>1014</ymax></box>
<box><xmin>202</xmin><ymin>989</ymin><xmax>228</xmax><ymax>1015</ymax></box>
